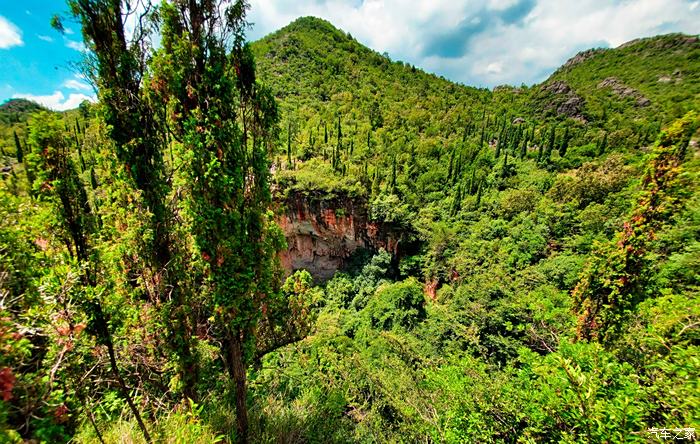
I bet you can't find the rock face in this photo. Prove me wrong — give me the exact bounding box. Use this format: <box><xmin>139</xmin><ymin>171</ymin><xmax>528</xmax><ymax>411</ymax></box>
<box><xmin>537</xmin><ymin>80</ymin><xmax>587</xmax><ymax>121</ymax></box>
<box><xmin>542</xmin><ymin>80</ymin><xmax>572</xmax><ymax>95</ymax></box>
<box><xmin>597</xmin><ymin>77</ymin><xmax>651</xmax><ymax>107</ymax></box>
<box><xmin>560</xmin><ymin>48</ymin><xmax>607</xmax><ymax>70</ymax></box>
<box><xmin>276</xmin><ymin>193</ymin><xmax>404</xmax><ymax>281</ymax></box>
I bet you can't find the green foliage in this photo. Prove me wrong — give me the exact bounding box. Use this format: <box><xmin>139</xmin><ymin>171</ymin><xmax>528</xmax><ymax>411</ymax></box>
<box><xmin>0</xmin><ymin>9</ymin><xmax>699</xmax><ymax>444</ymax></box>
<box><xmin>574</xmin><ymin>112</ymin><xmax>699</xmax><ymax>343</ymax></box>
<box><xmin>361</xmin><ymin>278</ymin><xmax>426</xmax><ymax>332</ymax></box>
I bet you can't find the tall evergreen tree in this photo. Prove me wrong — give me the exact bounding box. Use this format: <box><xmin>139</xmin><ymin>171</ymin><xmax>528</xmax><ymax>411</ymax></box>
<box><xmin>287</xmin><ymin>120</ymin><xmax>293</xmax><ymax>168</ymax></box>
<box><xmin>390</xmin><ymin>155</ymin><xmax>397</xmax><ymax>192</ymax></box>
<box><xmin>545</xmin><ymin>126</ymin><xmax>556</xmax><ymax>161</ymax></box>
<box><xmin>501</xmin><ymin>150</ymin><xmax>509</xmax><ymax>178</ymax></box>
<box><xmin>65</xmin><ymin>1</ymin><xmax>194</xmax><ymax>440</ymax></box>
<box><xmin>447</xmin><ymin>148</ymin><xmax>455</xmax><ymax>182</ymax></box>
<box><xmin>451</xmin><ymin>183</ymin><xmax>462</xmax><ymax>215</ymax></box>
<box><xmin>476</xmin><ymin>181</ymin><xmax>483</xmax><ymax>207</ymax></box>
<box><xmin>598</xmin><ymin>132</ymin><xmax>608</xmax><ymax>156</ymax></box>
<box><xmin>560</xmin><ymin>126</ymin><xmax>570</xmax><ymax>157</ymax></box>
<box><xmin>153</xmin><ymin>2</ymin><xmax>282</xmax><ymax>440</ymax></box>
<box><xmin>13</xmin><ymin>130</ymin><xmax>23</xmax><ymax>163</ymax></box>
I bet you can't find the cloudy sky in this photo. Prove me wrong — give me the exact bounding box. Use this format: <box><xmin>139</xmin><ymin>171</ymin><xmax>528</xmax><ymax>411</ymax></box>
<box><xmin>1</xmin><ymin>0</ymin><xmax>698</xmax><ymax>110</ymax></box>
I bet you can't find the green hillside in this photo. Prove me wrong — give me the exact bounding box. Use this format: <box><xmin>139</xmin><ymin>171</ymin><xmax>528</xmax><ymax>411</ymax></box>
<box><xmin>0</xmin><ymin>98</ymin><xmax>47</xmax><ymax>125</ymax></box>
<box><xmin>253</xmin><ymin>18</ymin><xmax>699</xmax><ymax>205</ymax></box>
<box><xmin>0</xmin><ymin>9</ymin><xmax>699</xmax><ymax>444</ymax></box>
<box><xmin>544</xmin><ymin>34</ymin><xmax>700</xmax><ymax>121</ymax></box>
<box><xmin>248</xmin><ymin>19</ymin><xmax>700</xmax><ymax>442</ymax></box>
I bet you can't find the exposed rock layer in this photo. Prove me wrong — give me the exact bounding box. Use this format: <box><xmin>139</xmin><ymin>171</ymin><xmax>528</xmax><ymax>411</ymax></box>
<box><xmin>276</xmin><ymin>193</ymin><xmax>403</xmax><ymax>281</ymax></box>
<box><xmin>537</xmin><ymin>80</ymin><xmax>586</xmax><ymax>121</ymax></box>
<box><xmin>597</xmin><ymin>77</ymin><xmax>651</xmax><ymax>107</ymax></box>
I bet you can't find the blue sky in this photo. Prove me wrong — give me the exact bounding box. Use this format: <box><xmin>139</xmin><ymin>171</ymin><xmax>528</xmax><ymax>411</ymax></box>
<box><xmin>0</xmin><ymin>1</ymin><xmax>91</xmax><ymax>110</ymax></box>
<box><xmin>1</xmin><ymin>0</ymin><xmax>699</xmax><ymax>110</ymax></box>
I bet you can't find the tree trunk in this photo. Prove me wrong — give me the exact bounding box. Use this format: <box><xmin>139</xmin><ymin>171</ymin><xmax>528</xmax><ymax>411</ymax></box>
<box><xmin>228</xmin><ymin>329</ymin><xmax>249</xmax><ymax>444</ymax></box>
<box><xmin>92</xmin><ymin>303</ymin><xmax>152</xmax><ymax>444</ymax></box>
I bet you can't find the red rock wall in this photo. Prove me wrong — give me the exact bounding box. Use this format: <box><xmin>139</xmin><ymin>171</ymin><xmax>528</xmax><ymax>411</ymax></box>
<box><xmin>276</xmin><ymin>194</ymin><xmax>401</xmax><ymax>281</ymax></box>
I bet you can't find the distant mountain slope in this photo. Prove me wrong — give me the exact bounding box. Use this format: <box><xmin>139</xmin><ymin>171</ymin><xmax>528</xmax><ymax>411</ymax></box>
<box><xmin>535</xmin><ymin>34</ymin><xmax>700</xmax><ymax>123</ymax></box>
<box><xmin>251</xmin><ymin>17</ymin><xmax>699</xmax><ymax>206</ymax></box>
<box><xmin>252</xmin><ymin>16</ymin><xmax>485</xmax><ymax>106</ymax></box>
<box><xmin>0</xmin><ymin>99</ymin><xmax>46</xmax><ymax>125</ymax></box>
<box><xmin>252</xmin><ymin>17</ymin><xmax>490</xmax><ymax>200</ymax></box>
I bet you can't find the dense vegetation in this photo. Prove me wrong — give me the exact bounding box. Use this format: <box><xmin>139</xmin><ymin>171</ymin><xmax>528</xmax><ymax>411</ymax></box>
<box><xmin>0</xmin><ymin>6</ymin><xmax>699</xmax><ymax>444</ymax></box>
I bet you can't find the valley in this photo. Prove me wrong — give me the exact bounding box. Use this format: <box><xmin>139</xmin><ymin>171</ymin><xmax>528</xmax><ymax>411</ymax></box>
<box><xmin>0</xmin><ymin>7</ymin><xmax>698</xmax><ymax>444</ymax></box>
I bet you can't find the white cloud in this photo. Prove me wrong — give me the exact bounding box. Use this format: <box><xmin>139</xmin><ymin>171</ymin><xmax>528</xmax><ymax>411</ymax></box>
<box><xmin>0</xmin><ymin>15</ymin><xmax>23</xmax><ymax>49</ymax></box>
<box><xmin>65</xmin><ymin>39</ymin><xmax>86</xmax><ymax>51</ymax></box>
<box><xmin>247</xmin><ymin>0</ymin><xmax>700</xmax><ymax>87</ymax></box>
<box><xmin>12</xmin><ymin>91</ymin><xmax>95</xmax><ymax>111</ymax></box>
<box><xmin>452</xmin><ymin>0</ymin><xmax>700</xmax><ymax>86</ymax></box>
<box><xmin>37</xmin><ymin>34</ymin><xmax>53</xmax><ymax>42</ymax></box>
<box><xmin>486</xmin><ymin>61</ymin><xmax>503</xmax><ymax>74</ymax></box>
<box><xmin>63</xmin><ymin>78</ymin><xmax>92</xmax><ymax>92</ymax></box>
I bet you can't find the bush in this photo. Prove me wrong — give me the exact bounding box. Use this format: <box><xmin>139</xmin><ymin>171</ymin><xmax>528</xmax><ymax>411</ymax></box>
<box><xmin>362</xmin><ymin>278</ymin><xmax>426</xmax><ymax>331</ymax></box>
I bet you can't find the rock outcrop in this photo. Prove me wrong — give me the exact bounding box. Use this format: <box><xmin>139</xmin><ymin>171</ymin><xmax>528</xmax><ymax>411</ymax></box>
<box><xmin>276</xmin><ymin>193</ymin><xmax>405</xmax><ymax>281</ymax></box>
<box><xmin>597</xmin><ymin>77</ymin><xmax>651</xmax><ymax>107</ymax></box>
<box><xmin>560</xmin><ymin>48</ymin><xmax>607</xmax><ymax>70</ymax></box>
<box><xmin>536</xmin><ymin>80</ymin><xmax>587</xmax><ymax>121</ymax></box>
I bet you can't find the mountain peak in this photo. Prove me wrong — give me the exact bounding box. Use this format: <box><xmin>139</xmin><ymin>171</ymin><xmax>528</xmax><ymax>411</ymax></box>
<box><xmin>268</xmin><ymin>16</ymin><xmax>350</xmax><ymax>41</ymax></box>
<box><xmin>285</xmin><ymin>16</ymin><xmax>338</xmax><ymax>31</ymax></box>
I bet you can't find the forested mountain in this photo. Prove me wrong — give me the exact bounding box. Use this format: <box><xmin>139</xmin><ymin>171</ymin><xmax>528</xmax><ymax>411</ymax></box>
<box><xmin>0</xmin><ymin>99</ymin><xmax>47</xmax><ymax>125</ymax></box>
<box><xmin>0</xmin><ymin>7</ymin><xmax>698</xmax><ymax>444</ymax></box>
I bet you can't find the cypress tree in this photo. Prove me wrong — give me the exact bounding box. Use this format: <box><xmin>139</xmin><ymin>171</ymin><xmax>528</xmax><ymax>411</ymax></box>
<box><xmin>13</xmin><ymin>130</ymin><xmax>23</xmax><ymax>163</ymax></box>
<box><xmin>287</xmin><ymin>121</ymin><xmax>292</xmax><ymax>168</ymax></box>
<box><xmin>148</xmin><ymin>2</ymin><xmax>283</xmax><ymax>440</ymax></box>
<box><xmin>512</xmin><ymin>125</ymin><xmax>522</xmax><ymax>153</ymax></box>
<box><xmin>560</xmin><ymin>127</ymin><xmax>570</xmax><ymax>157</ymax></box>
<box><xmin>372</xmin><ymin>168</ymin><xmax>380</xmax><ymax>196</ymax></box>
<box><xmin>545</xmin><ymin>126</ymin><xmax>556</xmax><ymax>161</ymax></box>
<box><xmin>453</xmin><ymin>152</ymin><xmax>462</xmax><ymax>185</ymax></box>
<box><xmin>468</xmin><ymin>168</ymin><xmax>476</xmax><ymax>194</ymax></box>
<box><xmin>447</xmin><ymin>148</ymin><xmax>455</xmax><ymax>182</ymax></box>
<box><xmin>335</xmin><ymin>118</ymin><xmax>342</xmax><ymax>169</ymax></box>
<box><xmin>66</xmin><ymin>2</ymin><xmax>189</xmax><ymax>438</ymax></box>
<box><xmin>598</xmin><ymin>132</ymin><xmax>608</xmax><ymax>156</ymax></box>
<box><xmin>476</xmin><ymin>182</ymin><xmax>483</xmax><ymax>207</ymax></box>
<box><xmin>451</xmin><ymin>183</ymin><xmax>462</xmax><ymax>215</ymax></box>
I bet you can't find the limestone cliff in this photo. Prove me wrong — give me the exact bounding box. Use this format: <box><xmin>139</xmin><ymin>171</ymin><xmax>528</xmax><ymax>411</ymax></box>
<box><xmin>276</xmin><ymin>193</ymin><xmax>403</xmax><ymax>281</ymax></box>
